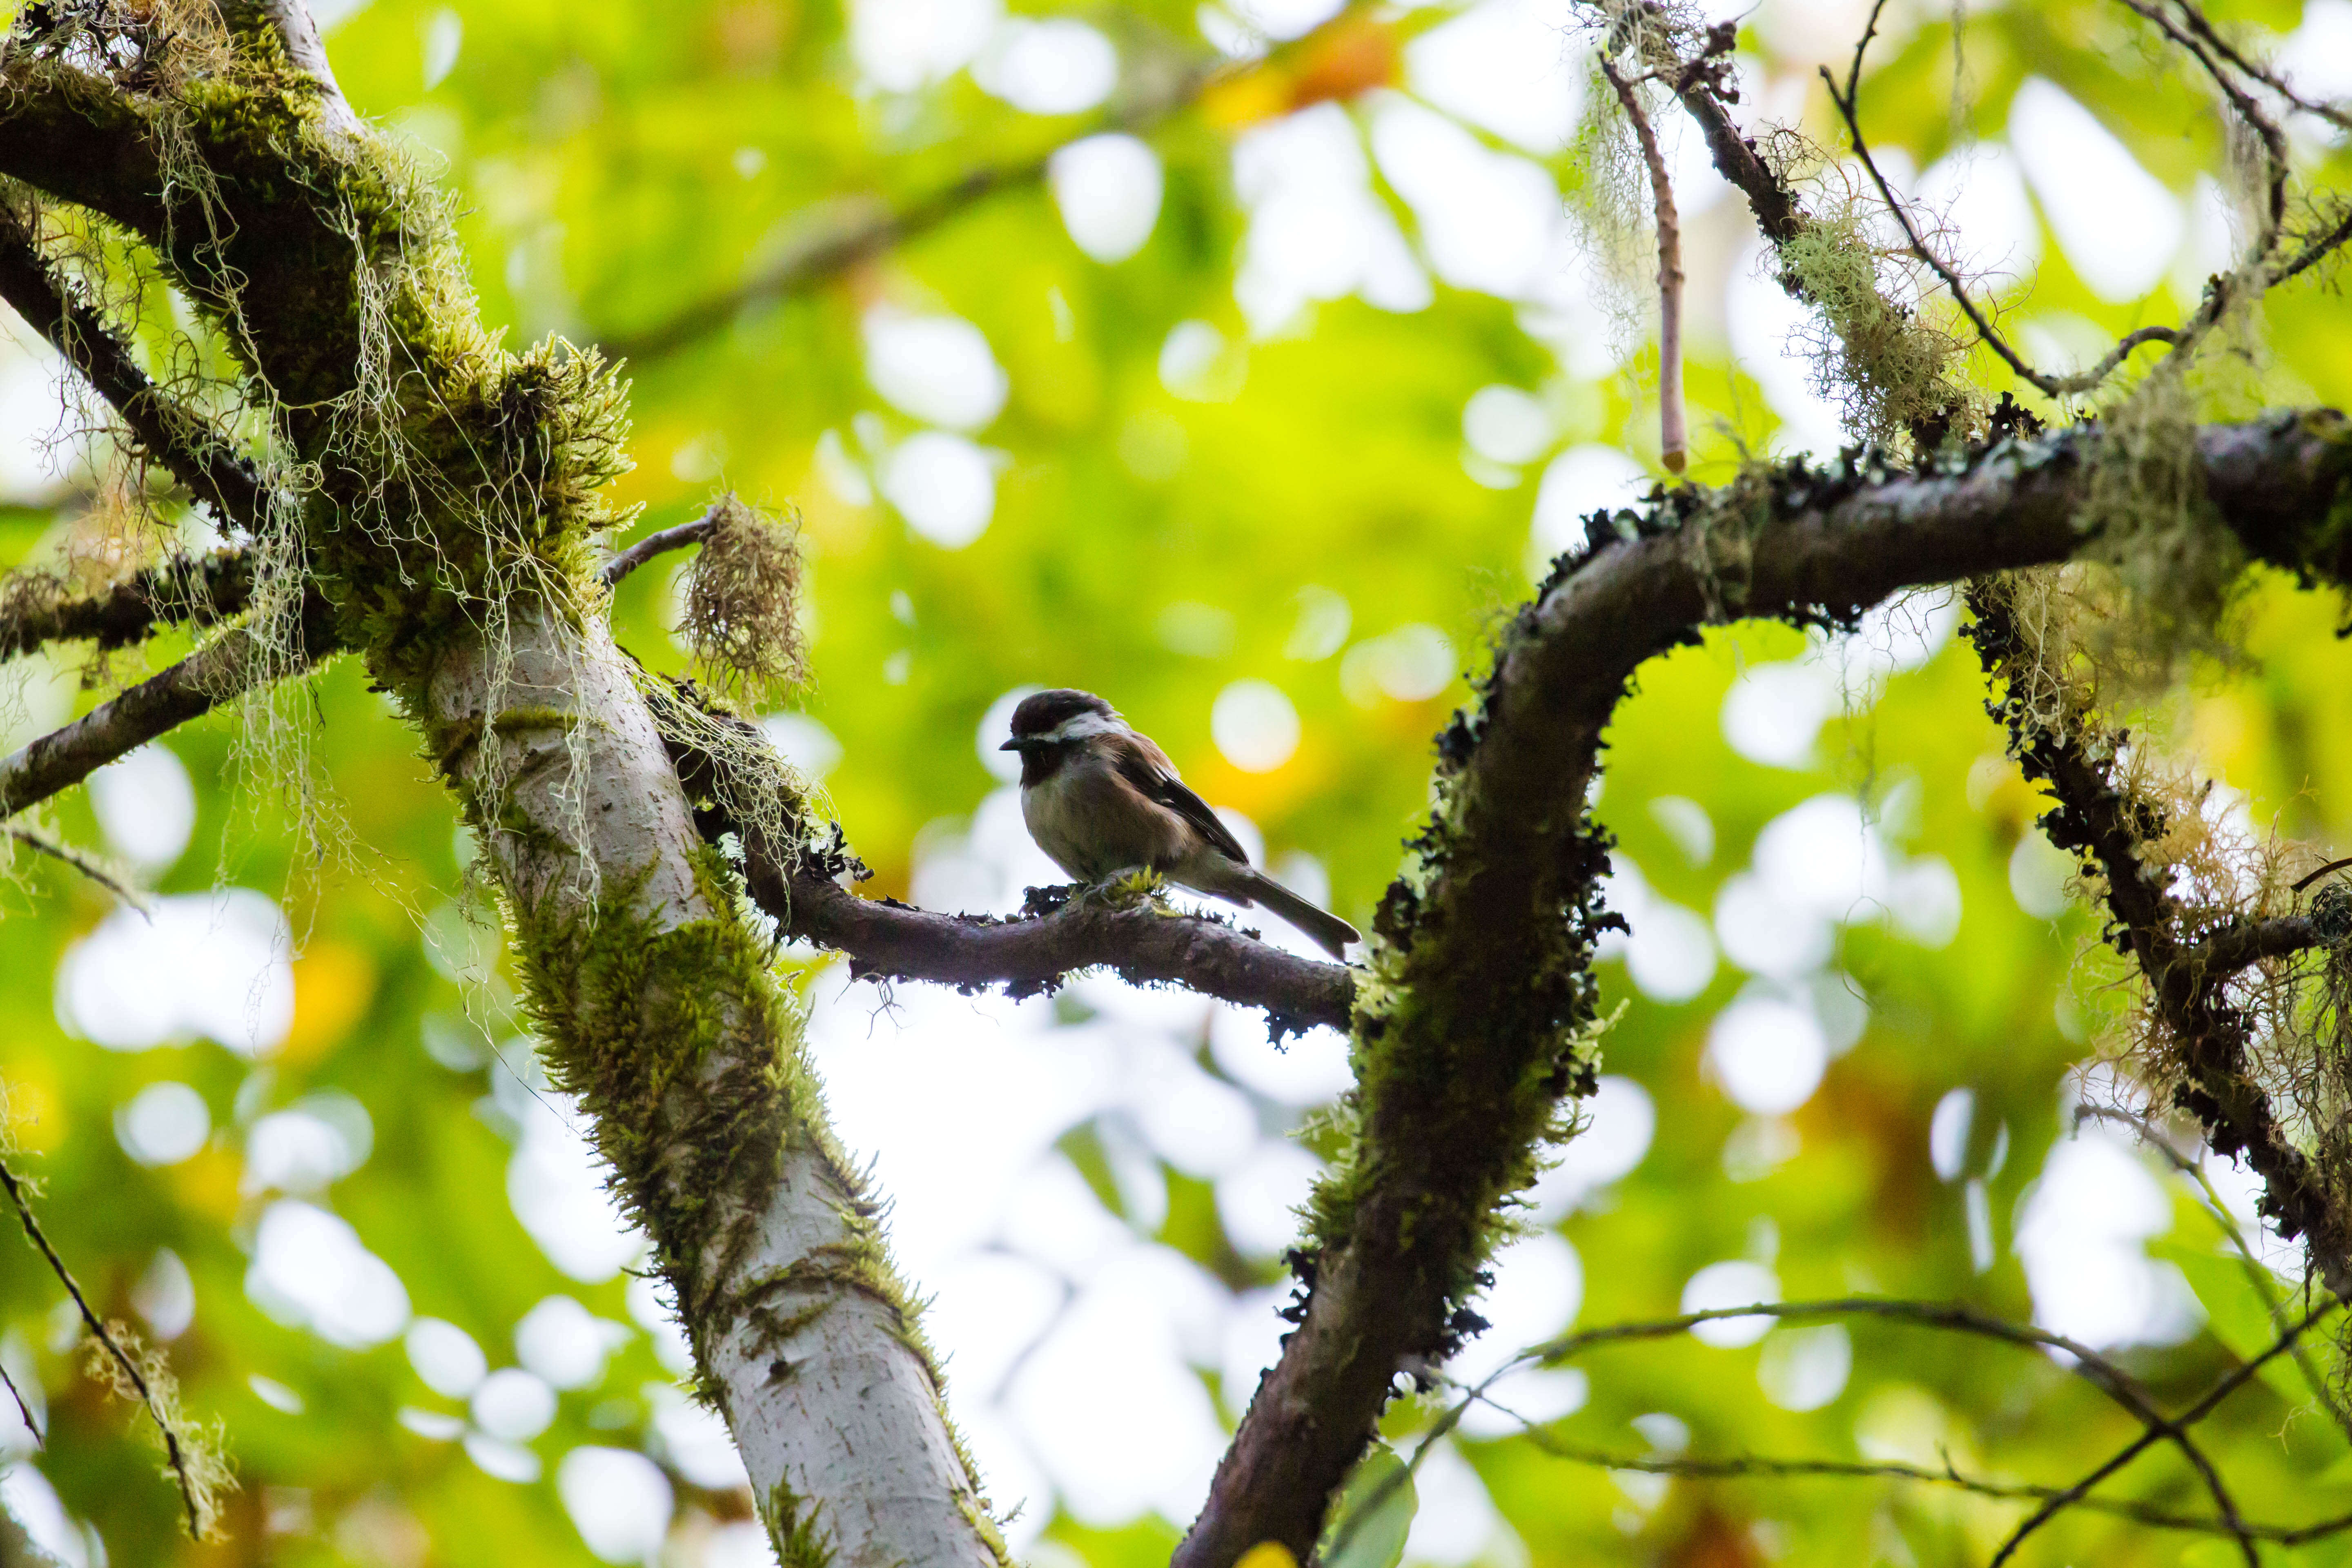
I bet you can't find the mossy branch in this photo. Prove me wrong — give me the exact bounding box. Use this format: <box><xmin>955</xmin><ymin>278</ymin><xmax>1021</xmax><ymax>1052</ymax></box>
<box><xmin>0</xmin><ymin>202</ymin><xmax>270</xmax><ymax>530</ymax></box>
<box><xmin>0</xmin><ymin>586</ymin><xmax>332</xmax><ymax>820</ymax></box>
<box><xmin>0</xmin><ymin>548</ymin><xmax>256</xmax><ymax>661</ymax></box>
<box><xmin>1177</xmin><ymin>410</ymin><xmax>2352</xmax><ymax>1567</ymax></box>
<box><xmin>1965</xmin><ymin>579</ymin><xmax>2352</xmax><ymax>1298</ymax></box>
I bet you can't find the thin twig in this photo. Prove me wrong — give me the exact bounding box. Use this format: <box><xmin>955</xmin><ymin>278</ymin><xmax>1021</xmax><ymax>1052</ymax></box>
<box><xmin>0</xmin><ymin>1359</ymin><xmax>38</xmax><ymax>1448</ymax></box>
<box><xmin>2291</xmin><ymin>856</ymin><xmax>2352</xmax><ymax>893</ymax></box>
<box><xmin>1817</xmin><ymin>62</ymin><xmax>2174</xmax><ymax>399</ymax></box>
<box><xmin>4</xmin><ymin>823</ymin><xmax>153</xmax><ymax>913</ymax></box>
<box><xmin>600</xmin><ymin>505</ymin><xmax>722</xmax><ymax>589</ymax></box>
<box><xmin>1511</xmin><ymin>1431</ymin><xmax>2352</xmax><ymax>1544</ymax></box>
<box><xmin>2075</xmin><ymin>1103</ymin><xmax>2352</xmax><ymax>1442</ymax></box>
<box><xmin>1599</xmin><ymin>54</ymin><xmax>1687</xmax><ymax>473</ymax></box>
<box><xmin>2159</xmin><ymin>0</ymin><xmax>2352</xmax><ymax>136</ymax></box>
<box><xmin>2107</xmin><ymin>0</ymin><xmax>2287</xmax><ymax>243</ymax></box>
<box><xmin>0</xmin><ymin>1151</ymin><xmax>205</xmax><ymax>1535</ymax></box>
<box><xmin>1334</xmin><ymin>1293</ymin><xmax>2283</xmax><ymax>1566</ymax></box>
<box><xmin>1991</xmin><ymin>1302</ymin><xmax>2334</xmax><ymax>1565</ymax></box>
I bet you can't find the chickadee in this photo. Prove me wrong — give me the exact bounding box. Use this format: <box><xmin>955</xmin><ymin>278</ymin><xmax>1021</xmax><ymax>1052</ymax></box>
<box><xmin>1000</xmin><ymin>688</ymin><xmax>1360</xmax><ymax>960</ymax></box>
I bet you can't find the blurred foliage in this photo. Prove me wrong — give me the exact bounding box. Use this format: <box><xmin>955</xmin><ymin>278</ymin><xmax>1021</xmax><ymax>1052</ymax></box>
<box><xmin>2</xmin><ymin>0</ymin><xmax>2352</xmax><ymax>1565</ymax></box>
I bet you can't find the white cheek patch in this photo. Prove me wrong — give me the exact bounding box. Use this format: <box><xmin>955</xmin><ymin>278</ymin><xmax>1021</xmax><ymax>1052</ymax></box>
<box><xmin>1040</xmin><ymin>711</ymin><xmax>1123</xmax><ymax>743</ymax></box>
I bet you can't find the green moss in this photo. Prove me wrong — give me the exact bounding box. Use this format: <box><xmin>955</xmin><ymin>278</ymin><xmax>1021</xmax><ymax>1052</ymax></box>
<box><xmin>764</xmin><ymin>1482</ymin><xmax>837</xmax><ymax>1568</ymax></box>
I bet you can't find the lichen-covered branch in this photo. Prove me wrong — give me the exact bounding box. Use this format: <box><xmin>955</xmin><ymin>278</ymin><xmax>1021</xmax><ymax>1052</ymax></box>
<box><xmin>0</xmin><ymin>202</ymin><xmax>269</xmax><ymax>530</ymax></box>
<box><xmin>0</xmin><ymin>548</ymin><xmax>256</xmax><ymax>661</ymax></box>
<box><xmin>1</xmin><ymin>1147</ymin><xmax>225</xmax><ymax>1536</ymax></box>
<box><xmin>1177</xmin><ymin>412</ymin><xmax>2352</xmax><ymax>1565</ymax></box>
<box><xmin>662</xmin><ymin>712</ymin><xmax>1357</xmax><ymax>1030</ymax></box>
<box><xmin>0</xmin><ymin>588</ymin><xmax>330</xmax><ymax>820</ymax></box>
<box><xmin>1966</xmin><ymin>582</ymin><xmax>2352</xmax><ymax>1298</ymax></box>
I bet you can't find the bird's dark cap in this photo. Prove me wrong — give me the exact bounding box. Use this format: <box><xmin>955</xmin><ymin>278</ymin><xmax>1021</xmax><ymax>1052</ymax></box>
<box><xmin>1002</xmin><ymin>688</ymin><xmax>1117</xmax><ymax>748</ymax></box>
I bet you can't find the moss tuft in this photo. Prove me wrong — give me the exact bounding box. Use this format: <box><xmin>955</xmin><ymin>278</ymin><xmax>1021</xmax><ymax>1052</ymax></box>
<box><xmin>764</xmin><ymin>1481</ymin><xmax>837</xmax><ymax>1568</ymax></box>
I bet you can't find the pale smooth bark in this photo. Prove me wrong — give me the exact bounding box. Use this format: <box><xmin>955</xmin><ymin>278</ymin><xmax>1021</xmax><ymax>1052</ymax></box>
<box><xmin>431</xmin><ymin>602</ymin><xmax>1000</xmax><ymax>1567</ymax></box>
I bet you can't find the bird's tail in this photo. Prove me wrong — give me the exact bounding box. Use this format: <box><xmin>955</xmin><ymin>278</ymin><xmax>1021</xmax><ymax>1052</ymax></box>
<box><xmin>1234</xmin><ymin>867</ymin><xmax>1359</xmax><ymax>960</ymax></box>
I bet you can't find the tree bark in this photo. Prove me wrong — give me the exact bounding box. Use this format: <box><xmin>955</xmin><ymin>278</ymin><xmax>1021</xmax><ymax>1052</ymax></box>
<box><xmin>0</xmin><ymin>21</ymin><xmax>1004</xmax><ymax>1565</ymax></box>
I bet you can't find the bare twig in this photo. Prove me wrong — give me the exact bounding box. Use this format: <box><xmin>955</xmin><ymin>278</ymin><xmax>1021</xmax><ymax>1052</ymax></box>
<box><xmin>1991</xmin><ymin>1303</ymin><xmax>2334</xmax><ymax>1565</ymax></box>
<box><xmin>1510</xmin><ymin>1432</ymin><xmax>2352</xmax><ymax>1545</ymax></box>
<box><xmin>1598</xmin><ymin>54</ymin><xmax>1687</xmax><ymax>472</ymax></box>
<box><xmin>0</xmin><ymin>1151</ymin><xmax>209</xmax><ymax>1536</ymax></box>
<box><xmin>2158</xmin><ymin>0</ymin><xmax>2352</xmax><ymax>136</ymax></box>
<box><xmin>601</xmin><ymin>506</ymin><xmax>722</xmax><ymax>589</ymax></box>
<box><xmin>2108</xmin><ymin>0</ymin><xmax>2287</xmax><ymax>242</ymax></box>
<box><xmin>1333</xmin><ymin>1293</ymin><xmax>2313</xmax><ymax>1567</ymax></box>
<box><xmin>5</xmin><ymin>823</ymin><xmax>153</xmax><ymax>912</ymax></box>
<box><xmin>0</xmin><ymin>1359</ymin><xmax>38</xmax><ymax>1448</ymax></box>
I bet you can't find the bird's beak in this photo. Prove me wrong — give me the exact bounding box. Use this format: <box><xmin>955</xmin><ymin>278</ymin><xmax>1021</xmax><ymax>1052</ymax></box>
<box><xmin>999</xmin><ymin>738</ymin><xmax>1025</xmax><ymax>752</ymax></box>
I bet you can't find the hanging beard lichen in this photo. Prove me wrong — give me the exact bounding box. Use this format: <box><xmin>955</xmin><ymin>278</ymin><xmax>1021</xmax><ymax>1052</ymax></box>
<box><xmin>1776</xmin><ymin>192</ymin><xmax>1984</xmax><ymax>452</ymax></box>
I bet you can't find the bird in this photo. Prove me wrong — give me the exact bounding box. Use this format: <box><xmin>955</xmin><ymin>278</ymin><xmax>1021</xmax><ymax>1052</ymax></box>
<box><xmin>998</xmin><ymin>688</ymin><xmax>1360</xmax><ymax>960</ymax></box>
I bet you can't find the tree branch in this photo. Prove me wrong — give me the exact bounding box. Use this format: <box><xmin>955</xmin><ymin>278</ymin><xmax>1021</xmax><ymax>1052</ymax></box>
<box><xmin>1967</xmin><ymin>582</ymin><xmax>2352</xmax><ymax>1298</ymax></box>
<box><xmin>784</xmin><ymin>863</ymin><xmax>1353</xmax><ymax>1032</ymax></box>
<box><xmin>0</xmin><ymin>202</ymin><xmax>270</xmax><ymax>531</ymax></box>
<box><xmin>658</xmin><ymin>706</ymin><xmax>1357</xmax><ymax>1031</ymax></box>
<box><xmin>4</xmin><ymin>822</ymin><xmax>153</xmax><ymax>911</ymax></box>
<box><xmin>0</xmin><ymin>548</ymin><xmax>256</xmax><ymax>661</ymax></box>
<box><xmin>1598</xmin><ymin>55</ymin><xmax>1686</xmax><ymax>473</ymax></box>
<box><xmin>0</xmin><ymin>587</ymin><xmax>330</xmax><ymax>820</ymax></box>
<box><xmin>1176</xmin><ymin>410</ymin><xmax>2352</xmax><ymax>1566</ymax></box>
<box><xmin>0</xmin><ymin>1149</ymin><xmax>216</xmax><ymax>1536</ymax></box>
<box><xmin>1991</xmin><ymin>1302</ymin><xmax>2332</xmax><ymax>1564</ymax></box>
<box><xmin>1670</xmin><ymin>67</ymin><xmax>1802</xmax><ymax>245</ymax></box>
<box><xmin>601</xmin><ymin>506</ymin><xmax>722</xmax><ymax>588</ymax></box>
<box><xmin>0</xmin><ymin>56</ymin><xmax>169</xmax><ymax>240</ymax></box>
<box><xmin>2184</xmin><ymin>913</ymin><xmax>2335</xmax><ymax>976</ymax></box>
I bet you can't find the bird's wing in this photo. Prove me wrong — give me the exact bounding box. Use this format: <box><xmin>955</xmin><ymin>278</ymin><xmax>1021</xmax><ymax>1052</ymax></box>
<box><xmin>1114</xmin><ymin>734</ymin><xmax>1251</xmax><ymax>865</ymax></box>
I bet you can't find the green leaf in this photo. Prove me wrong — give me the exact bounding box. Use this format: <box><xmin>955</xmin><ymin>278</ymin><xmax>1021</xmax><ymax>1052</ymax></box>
<box><xmin>1317</xmin><ymin>1442</ymin><xmax>1418</xmax><ymax>1568</ymax></box>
